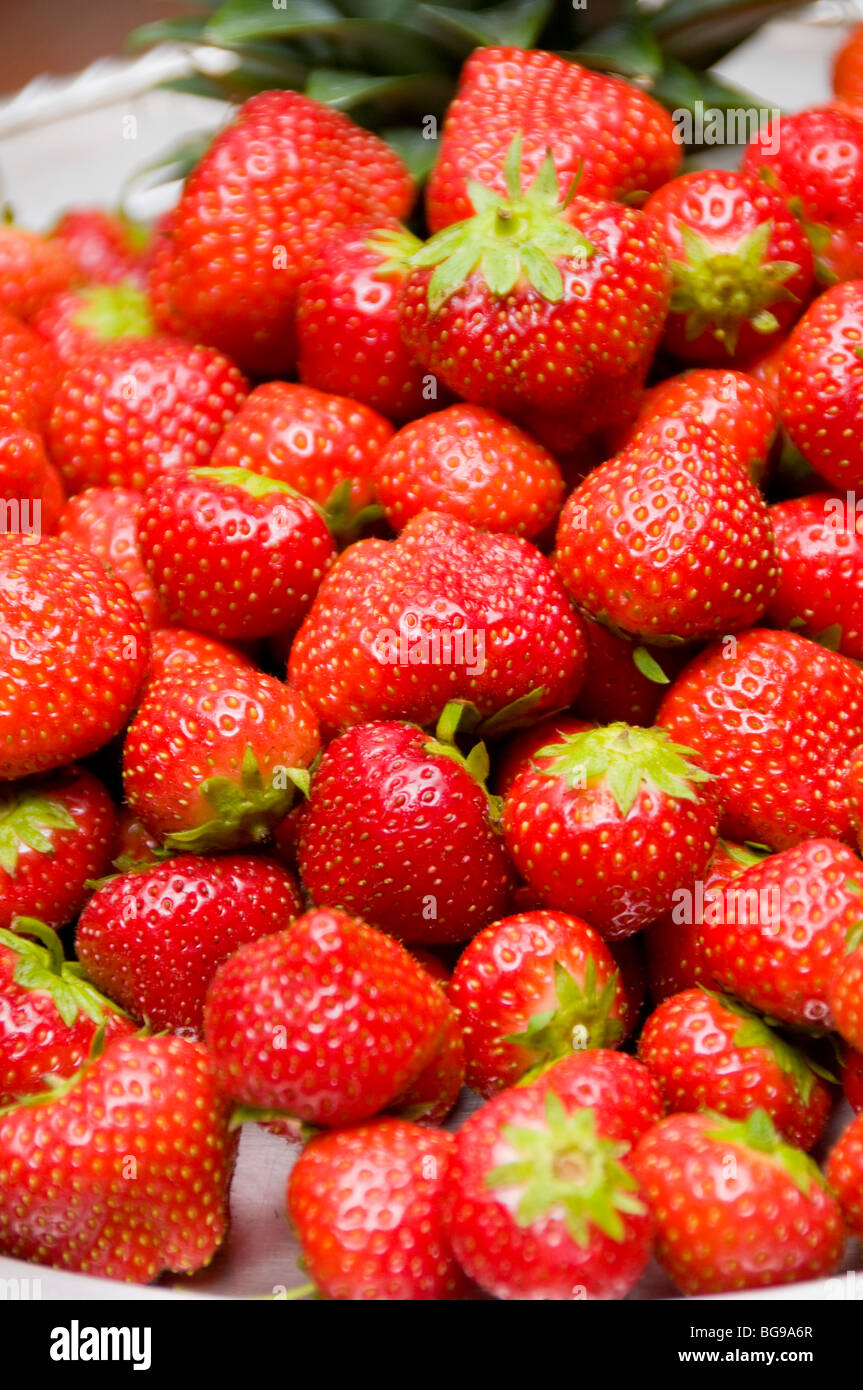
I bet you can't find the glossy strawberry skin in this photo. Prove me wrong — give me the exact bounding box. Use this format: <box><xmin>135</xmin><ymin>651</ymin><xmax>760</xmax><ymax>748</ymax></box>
<box><xmin>0</xmin><ymin>425</ymin><xmax>65</xmax><ymax>535</ymax></box>
<box><xmin>779</xmin><ymin>281</ymin><xmax>863</xmax><ymax>489</ymax></box>
<box><xmin>0</xmin><ymin>225</ymin><xmax>77</xmax><ymax>319</ymax></box>
<box><xmin>657</xmin><ymin>629</ymin><xmax>863</xmax><ymax>850</ymax></box>
<box><xmin>203</xmin><ymin>908</ymin><xmax>450</xmax><ymax>1127</ymax></box>
<box><xmin>0</xmin><ymin>535</ymin><xmax>150</xmax><ymax>781</ymax></box>
<box><xmin>0</xmin><ymin>308</ymin><xmax>61</xmax><ymax>430</ymax></box>
<box><xmin>57</xmin><ymin>486</ymin><xmax>165</xmax><ymax>629</ymax></box>
<box><xmin>46</xmin><ymin>337</ymin><xmax>249</xmax><ymax>494</ymax></box>
<box><xmin>826</xmin><ymin>1112</ymin><xmax>863</xmax><ymax>1239</ymax></box>
<box><xmin>298</xmin><ymin>721</ymin><xmax>514</xmax><ymax>945</ymax></box>
<box><xmin>843</xmin><ymin>1046</ymin><xmax>863</xmax><ymax>1111</ymax></box>
<box><xmin>0</xmin><ymin>1035</ymin><xmax>233</xmax><ymax>1282</ymax></box>
<box><xmin>150</xmin><ymin>91</ymin><xmax>413</xmax><ymax>377</ymax></box>
<box><xmin>391</xmin><ymin>1005</ymin><xmax>465</xmax><ymax>1126</ymax></box>
<box><xmin>426</xmin><ymin>47</ymin><xmax>680</xmax><ymax>231</ymax></box>
<box><xmin>767</xmin><ymin>492</ymin><xmax>863</xmax><ymax>657</ymax></box>
<box><xmin>530</xmin><ymin>1050</ymin><xmax>664</xmax><ymax>1147</ymax></box>
<box><xmin>143</xmin><ymin>627</ymin><xmax>255</xmax><ymax>689</ymax></box>
<box><xmin>829</xmin><ymin>948</ymin><xmax>863</xmax><ymax>1052</ymax></box>
<box><xmin>76</xmin><ymin>853</ymin><xmax>302</xmax><ymax>1035</ymax></box>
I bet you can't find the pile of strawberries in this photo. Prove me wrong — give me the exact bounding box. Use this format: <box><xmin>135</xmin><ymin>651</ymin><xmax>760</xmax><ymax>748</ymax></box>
<box><xmin>6</xmin><ymin>34</ymin><xmax>863</xmax><ymax>1301</ymax></box>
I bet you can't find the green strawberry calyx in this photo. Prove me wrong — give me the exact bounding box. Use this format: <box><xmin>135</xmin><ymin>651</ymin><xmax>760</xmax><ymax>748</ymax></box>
<box><xmin>535</xmin><ymin>721</ymin><xmax>712</xmax><ymax>817</ymax></box>
<box><xmin>321</xmin><ymin>478</ymin><xmax>384</xmax><ymax>543</ymax></box>
<box><xmin>71</xmin><ymin>281</ymin><xmax>155</xmax><ymax>341</ymax></box>
<box><xmin>163</xmin><ymin>744</ymin><xmax>312</xmax><ymax>853</ymax></box>
<box><xmin>702</xmin><ymin>988</ymin><xmax>835</xmax><ymax>1105</ymax></box>
<box><xmin>365</xmin><ymin>224</ymin><xmax>423</xmax><ymax>276</ymax></box>
<box><xmin>410</xmin><ymin>132</ymin><xmax>595</xmax><ymax>314</ymax></box>
<box><xmin>0</xmin><ymin>917</ymin><xmax>125</xmax><ymax>1029</ymax></box>
<box><xmin>0</xmin><ymin>788</ymin><xmax>76</xmax><ymax>875</ymax></box>
<box><xmin>189</xmin><ymin>465</ymin><xmax>314</xmax><ymax>507</ymax></box>
<box><xmin>844</xmin><ymin>879</ymin><xmax>863</xmax><ymax>955</ymax></box>
<box><xmin>423</xmin><ymin>700</ymin><xmax>501</xmax><ymax>819</ymax></box>
<box><xmin>506</xmin><ymin>957</ymin><xmax>624</xmax><ymax>1076</ymax></box>
<box><xmin>486</xmin><ymin>1090</ymin><xmax>645</xmax><ymax>1246</ymax></box>
<box><xmin>670</xmin><ymin>220</ymin><xmax>801</xmax><ymax>353</ymax></box>
<box><xmin>703</xmin><ymin>1108</ymin><xmax>828</xmax><ymax>1196</ymax></box>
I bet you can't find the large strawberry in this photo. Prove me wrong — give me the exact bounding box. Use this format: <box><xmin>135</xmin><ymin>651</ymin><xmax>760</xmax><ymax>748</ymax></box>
<box><xmin>0</xmin><ymin>535</ymin><xmax>149</xmax><ymax>780</ymax></box>
<box><xmin>149</xmin><ymin>91</ymin><xmax>413</xmax><ymax>377</ymax></box>
<box><xmin>288</xmin><ymin>510</ymin><xmax>586</xmax><ymax>737</ymax></box>
<box><xmin>767</xmin><ymin>492</ymin><xmax>863</xmax><ymax>657</ymax></box>
<box><xmin>426</xmin><ymin>47</ymin><xmax>679</xmax><ymax>231</ymax></box>
<box><xmin>778</xmin><ymin>280</ymin><xmax>863</xmax><ymax>489</ymax></box>
<box><xmin>0</xmin><ymin>1034</ymin><xmax>233</xmax><ymax>1282</ymax></box>
<box><xmin>657</xmin><ymin>628</ymin><xmax>863</xmax><ymax>849</ymax></box>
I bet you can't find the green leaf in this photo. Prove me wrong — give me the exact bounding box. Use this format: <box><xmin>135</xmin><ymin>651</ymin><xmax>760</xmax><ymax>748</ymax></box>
<box><xmin>0</xmin><ymin>792</ymin><xmax>76</xmax><ymax>875</ymax></box>
<box><xmin>204</xmin><ymin>4</ymin><xmax>449</xmax><ymax>75</ymax></box>
<box><xmin>482</xmin><ymin>242</ymin><xmax>521</xmax><ymax>297</ymax></box>
<box><xmin>305</xmin><ymin>67</ymin><xmax>453</xmax><ymax>117</ymax></box>
<box><xmin>415</xmin><ymin>0</ymin><xmax>554</xmax><ymax>55</ymax></box>
<box><xmin>568</xmin><ymin>19</ymin><xmax>663</xmax><ymax>81</ymax></box>
<box><xmin>632</xmin><ymin>646</ymin><xmax>670</xmax><ymax>685</ymax></box>
<box><xmin>123</xmin><ymin>133</ymin><xmax>214</xmax><ymax>206</ymax></box>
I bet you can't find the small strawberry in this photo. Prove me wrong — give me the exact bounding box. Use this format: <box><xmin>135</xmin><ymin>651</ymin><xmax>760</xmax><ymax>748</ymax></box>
<box><xmin>0</xmin><ymin>765</ymin><xmax>115</xmax><ymax>929</ymax></box>
<box><xmin>203</xmin><ymin>907</ymin><xmax>450</xmax><ymax>1127</ymax></box>
<box><xmin>0</xmin><ymin>917</ymin><xmax>133</xmax><ymax>1104</ymax></box>
<box><xmin>449</xmin><ymin>910</ymin><xmax>628</xmax><ymax>1097</ymax></box>
<box><xmin>779</xmin><ymin>281</ymin><xmax>863</xmax><ymax>489</ymax></box>
<box><xmin>502</xmin><ymin>723</ymin><xmax>718</xmax><ymax>940</ymax></box>
<box><xmin>443</xmin><ymin>1085</ymin><xmax>652</xmax><ymax>1301</ymax></box>
<box><xmin>122</xmin><ymin>664</ymin><xmax>319</xmax><ymax>851</ymax></box>
<box><xmin>373</xmin><ymin>403</ymin><xmax>564</xmax><ymax>540</ymax></box>
<box><xmin>530</xmin><ymin>1049</ymin><xmax>664</xmax><ymax>1148</ymax></box>
<box><xmin>46</xmin><ymin>337</ymin><xmax>249</xmax><ymax>494</ymax></box>
<box><xmin>0</xmin><ymin>534</ymin><xmax>149</xmax><ymax>780</ymax></box>
<box><xmin>287</xmin><ymin>1119</ymin><xmax>466</xmax><ymax>1300</ymax></box>
<box><xmin>826</xmin><ymin>1111</ymin><xmax>863</xmax><ymax>1239</ymax></box>
<box><xmin>767</xmin><ymin>492</ymin><xmax>863</xmax><ymax>657</ymax></box>
<box><xmin>0</xmin><ymin>424</ymin><xmax>65</xmax><ymax>535</ymax></box>
<box><xmin>50</xmin><ymin>208</ymin><xmax>148</xmax><ymax>286</ymax></box>
<box><xmin>657</xmin><ymin>628</ymin><xmax>863</xmax><ymax>849</ymax></box>
<box><xmin>33</xmin><ymin>283</ymin><xmax>155</xmax><ymax>363</ymax></box>
<box><xmin>111</xmin><ymin>807</ymin><xmax>168</xmax><ymax>873</ymax></box>
<box><xmin>57</xmin><ymin>486</ymin><xmax>165</xmax><ymax>629</ymax></box>
<box><xmin>631</xmin><ymin>1109</ymin><xmax>844</xmax><ymax>1295</ymax></box>
<box><xmin>638</xmin><ymin>987</ymin><xmax>832</xmax><ymax>1150</ymax></box>
<box><xmin>0</xmin><ymin>1034</ymin><xmax>233</xmax><ymax>1282</ymax></box>
<box><xmin>0</xmin><ymin>223</ymin><xmax>77</xmax><ymax>319</ymax></box>
<box><xmin>76</xmin><ymin>853</ymin><xmax>303</xmax><ymax>1035</ymax></box>
<box><xmin>149</xmin><ymin>91</ymin><xmax>413</xmax><ymax>377</ymax></box>
<box><xmin>573</xmin><ymin>618</ymin><xmax>691</xmax><ymax>728</ymax></box>
<box><xmin>843</xmin><ymin>1046</ymin><xmax>863</xmax><ymax>1112</ymax></box>
<box><xmin>297</xmin><ymin>713</ymin><xmax>514</xmax><ymax>945</ymax></box>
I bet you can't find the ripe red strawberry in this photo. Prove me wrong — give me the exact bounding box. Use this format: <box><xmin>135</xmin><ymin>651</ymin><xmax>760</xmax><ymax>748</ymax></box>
<box><xmin>657</xmin><ymin>628</ymin><xmax>863</xmax><ymax>849</ymax></box>
<box><xmin>373</xmin><ymin>404</ymin><xmax>564</xmax><ymax>540</ymax></box>
<box><xmin>426</xmin><ymin>47</ymin><xmax>680</xmax><ymax>231</ymax></box>
<box><xmin>391</xmin><ymin>1004</ymin><xmax>465</xmax><ymax>1126</ymax></box>
<box><xmin>779</xmin><ymin>281</ymin><xmax>863</xmax><ymax>489</ymax></box>
<box><xmin>530</xmin><ymin>1050</ymin><xmax>663</xmax><ymax>1148</ymax></box>
<box><xmin>0</xmin><ymin>765</ymin><xmax>115</xmax><ymax>929</ymax></box>
<box><xmin>122</xmin><ymin>664</ymin><xmax>319</xmax><ymax>850</ymax></box>
<box><xmin>149</xmin><ymin>91</ymin><xmax>413</xmax><ymax>377</ymax></box>
<box><xmin>204</xmin><ymin>907</ymin><xmax>450</xmax><ymax>1127</ymax></box>
<box><xmin>401</xmin><ymin>141</ymin><xmax>670</xmax><ymax>452</ymax></box>
<box><xmin>33</xmin><ymin>283</ymin><xmax>155</xmax><ymax>363</ymax></box>
<box><xmin>767</xmin><ymin>492</ymin><xmax>863</xmax><ymax>656</ymax></box>
<box><xmin>699</xmin><ymin>837</ymin><xmax>863</xmax><ymax>1029</ymax></box>
<box><xmin>829</xmin><ymin>938</ymin><xmax>863</xmax><ymax>1053</ymax></box>
<box><xmin>138</xmin><ymin>465</ymin><xmax>335</xmax><ymax>641</ymax></box>
<box><xmin>287</xmin><ymin>1119</ymin><xmax>466</xmax><ymax>1300</ymax></box>
<box><xmin>502</xmin><ymin>724</ymin><xmax>718</xmax><ymax>940</ymax></box>
<box><xmin>297</xmin><ymin>221</ymin><xmax>433</xmax><ymax>421</ymax></box>
<box><xmin>638</xmin><ymin>988</ymin><xmax>832</xmax><ymax>1150</ymax></box>
<box><xmin>643</xmin><ymin>170</ymin><xmax>813</xmax><ymax>362</ymax></box>
<box><xmin>826</xmin><ymin>1111</ymin><xmax>863</xmax><ymax>1239</ymax></box>
<box><xmin>0</xmin><ymin>535</ymin><xmax>149</xmax><ymax>780</ymax></box>
<box><xmin>0</xmin><ymin>424</ymin><xmax>65</xmax><ymax>535</ymax></box>
<box><xmin>573</xmin><ymin>618</ymin><xmax>692</xmax><ymax>728</ymax></box>
<box><xmin>57</xmin><ymin>486</ymin><xmax>165</xmax><ymax>628</ymax></box>
<box><xmin>443</xmin><ymin>1085</ymin><xmax>652</xmax><ymax>1301</ymax></box>
<box><xmin>76</xmin><ymin>853</ymin><xmax>302</xmax><ymax>1034</ymax></box>
<box><xmin>843</xmin><ymin>1046</ymin><xmax>863</xmax><ymax>1112</ymax></box>
<box><xmin>144</xmin><ymin>626</ymin><xmax>254</xmax><ymax>688</ymax></box>
<box><xmin>111</xmin><ymin>807</ymin><xmax>169</xmax><ymax>873</ymax></box>
<box><xmin>0</xmin><ymin>307</ymin><xmax>61</xmax><ymax>430</ymax></box>
<box><xmin>0</xmin><ymin>917</ymin><xmax>133</xmax><ymax>1104</ymax></box>
<box><xmin>0</xmin><ymin>1033</ymin><xmax>233</xmax><ymax>1282</ymax></box>
<box><xmin>289</xmin><ymin>510</ymin><xmax>586</xmax><ymax>737</ymax></box>
<box><xmin>50</xmin><ymin>208</ymin><xmax>148</xmax><ymax>286</ymax></box>
<box><xmin>46</xmin><ymin>337</ymin><xmax>248</xmax><ymax>494</ymax></box>
<box><xmin>631</xmin><ymin>1109</ymin><xmax>844</xmax><ymax>1295</ymax></box>
<box><xmin>834</xmin><ymin>26</ymin><xmax>863</xmax><ymax>106</ymax></box>
<box><xmin>298</xmin><ymin>716</ymin><xmax>514</xmax><ymax>945</ymax></box>
<box><xmin>0</xmin><ymin>224</ymin><xmax>77</xmax><ymax>319</ymax></box>
<box><xmin>209</xmin><ymin>380</ymin><xmax>392</xmax><ymax>527</ymax></box>
<box><xmin>555</xmin><ymin>426</ymin><xmax>778</xmax><ymax>642</ymax></box>
<box><xmin>449</xmin><ymin>910</ymin><xmax>628</xmax><ymax>1097</ymax></box>
<box><xmin>494</xmin><ymin>716</ymin><xmax>594</xmax><ymax>799</ymax></box>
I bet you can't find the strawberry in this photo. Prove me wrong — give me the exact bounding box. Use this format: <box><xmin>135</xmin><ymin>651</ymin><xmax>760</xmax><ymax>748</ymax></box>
<box><xmin>554</xmin><ymin>425</ymin><xmax>778</xmax><ymax>642</ymax></box>
<box><xmin>494</xmin><ymin>716</ymin><xmax>594</xmax><ymax>799</ymax></box>
<box><xmin>57</xmin><ymin>486</ymin><xmax>165</xmax><ymax>629</ymax></box>
<box><xmin>50</xmin><ymin>208</ymin><xmax>148</xmax><ymax>286</ymax></box>
<box><xmin>826</xmin><ymin>1111</ymin><xmax>863</xmax><ymax>1239</ymax></box>
<box><xmin>767</xmin><ymin>491</ymin><xmax>863</xmax><ymax>657</ymax></box>
<box><xmin>149</xmin><ymin>91</ymin><xmax>413</xmax><ymax>377</ymax></box>
<box><xmin>0</xmin><ymin>307</ymin><xmax>61</xmax><ymax>430</ymax></box>
<box><xmin>76</xmin><ymin>853</ymin><xmax>303</xmax><ymax>1035</ymax></box>
<box><xmin>829</xmin><ymin>939</ymin><xmax>863</xmax><ymax>1053</ymax></box>
<box><xmin>848</xmin><ymin>741</ymin><xmax>863</xmax><ymax>854</ymax></box>
<box><xmin>203</xmin><ymin>907</ymin><xmax>450</xmax><ymax>1127</ymax></box>
<box><xmin>778</xmin><ymin>281</ymin><xmax>863</xmax><ymax>489</ymax></box>
<box><xmin>573</xmin><ymin>618</ymin><xmax>692</xmax><ymax>728</ymax></box>
<box><xmin>657</xmin><ymin>629</ymin><xmax>863</xmax><ymax>849</ymax></box>
<box><xmin>699</xmin><ymin>837</ymin><xmax>863</xmax><ymax>1029</ymax></box>
<box><xmin>443</xmin><ymin>1085</ymin><xmax>652</xmax><ymax>1301</ymax></box>
<box><xmin>122</xmin><ymin>664</ymin><xmax>319</xmax><ymax>851</ymax></box>
<box><xmin>0</xmin><ymin>765</ymin><xmax>115</xmax><ymax>929</ymax></box>
<box><xmin>289</xmin><ymin>510</ymin><xmax>586</xmax><ymax>737</ymax></box>
<box><xmin>372</xmin><ymin>404</ymin><xmax>564</xmax><ymax>540</ymax></box>
<box><xmin>449</xmin><ymin>910</ymin><xmax>628</xmax><ymax>1097</ymax></box>
<box><xmin>0</xmin><ymin>224</ymin><xmax>77</xmax><ymax>319</ymax></box>
<box><xmin>297</xmin><ymin>714</ymin><xmax>514</xmax><ymax>945</ymax></box>
<box><xmin>425</xmin><ymin>47</ymin><xmax>680</xmax><ymax>231</ymax></box>
<box><xmin>297</xmin><ymin>221</ymin><xmax>433</xmax><ymax>422</ymax></box>
<box><xmin>287</xmin><ymin>1119</ymin><xmax>466</xmax><ymax>1300</ymax></box>
<box><xmin>0</xmin><ymin>917</ymin><xmax>133</xmax><ymax>1104</ymax></box>
<box><xmin>530</xmin><ymin>1049</ymin><xmax>664</xmax><ymax>1148</ymax></box>
<box><xmin>0</xmin><ymin>534</ymin><xmax>149</xmax><ymax>780</ymax></box>
<box><xmin>138</xmin><ymin>466</ymin><xmax>335</xmax><ymax>641</ymax></box>
<box><xmin>33</xmin><ymin>283</ymin><xmax>155</xmax><ymax>363</ymax></box>
<box><xmin>46</xmin><ymin>337</ymin><xmax>248</xmax><ymax>494</ymax></box>
<box><xmin>0</xmin><ymin>1034</ymin><xmax>233</xmax><ymax>1282</ymax></box>
<box><xmin>0</xmin><ymin>424</ymin><xmax>65</xmax><ymax>535</ymax></box>
<box><xmin>643</xmin><ymin>169</ymin><xmax>813</xmax><ymax>362</ymax></box>
<box><xmin>502</xmin><ymin>724</ymin><xmax>718</xmax><ymax>940</ymax></box>
<box><xmin>835</xmin><ymin>25</ymin><xmax>863</xmax><ymax>107</ymax></box>
<box><xmin>391</xmin><ymin>1004</ymin><xmax>465</xmax><ymax>1127</ymax></box>
<box><xmin>843</xmin><ymin>1046</ymin><xmax>863</xmax><ymax>1112</ymax></box>
<box><xmin>111</xmin><ymin>807</ymin><xmax>168</xmax><ymax>873</ymax></box>
<box><xmin>401</xmin><ymin>139</ymin><xmax>670</xmax><ymax>452</ymax></box>
<box><xmin>638</xmin><ymin>987</ymin><xmax>832</xmax><ymax>1150</ymax></box>
<box><xmin>630</xmin><ymin>1109</ymin><xmax>844</xmax><ymax>1295</ymax></box>
<box><xmin>209</xmin><ymin>381</ymin><xmax>392</xmax><ymax>528</ymax></box>
<box><xmin>144</xmin><ymin>626</ymin><xmax>254</xmax><ymax>687</ymax></box>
